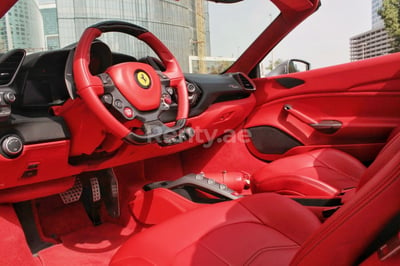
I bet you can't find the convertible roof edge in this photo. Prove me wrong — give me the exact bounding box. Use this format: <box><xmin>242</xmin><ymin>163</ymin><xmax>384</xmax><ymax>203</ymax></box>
<box><xmin>0</xmin><ymin>0</ymin><xmax>17</xmax><ymax>18</ymax></box>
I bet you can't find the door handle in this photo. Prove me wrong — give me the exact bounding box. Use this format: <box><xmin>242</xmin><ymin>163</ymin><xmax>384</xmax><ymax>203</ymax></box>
<box><xmin>309</xmin><ymin>120</ymin><xmax>342</xmax><ymax>134</ymax></box>
<box><xmin>283</xmin><ymin>104</ymin><xmax>342</xmax><ymax>134</ymax></box>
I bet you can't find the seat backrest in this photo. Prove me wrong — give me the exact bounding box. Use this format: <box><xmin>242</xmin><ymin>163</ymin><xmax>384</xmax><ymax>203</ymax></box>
<box><xmin>290</xmin><ymin>131</ymin><xmax>400</xmax><ymax>265</ymax></box>
<box><xmin>357</xmin><ymin>127</ymin><xmax>400</xmax><ymax>188</ymax></box>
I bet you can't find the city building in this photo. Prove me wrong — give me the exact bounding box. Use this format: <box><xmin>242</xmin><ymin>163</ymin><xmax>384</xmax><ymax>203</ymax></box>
<box><xmin>0</xmin><ymin>0</ymin><xmax>211</xmax><ymax>72</ymax></box>
<box><xmin>372</xmin><ymin>0</ymin><xmax>384</xmax><ymax>29</ymax></box>
<box><xmin>55</xmin><ymin>0</ymin><xmax>211</xmax><ymax>72</ymax></box>
<box><xmin>39</xmin><ymin>0</ymin><xmax>59</xmax><ymax>50</ymax></box>
<box><xmin>350</xmin><ymin>0</ymin><xmax>393</xmax><ymax>61</ymax></box>
<box><xmin>350</xmin><ymin>27</ymin><xmax>392</xmax><ymax>61</ymax></box>
<box><xmin>0</xmin><ymin>0</ymin><xmax>45</xmax><ymax>53</ymax></box>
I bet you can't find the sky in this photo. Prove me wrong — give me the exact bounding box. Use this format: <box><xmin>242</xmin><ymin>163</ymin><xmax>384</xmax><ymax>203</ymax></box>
<box><xmin>209</xmin><ymin>0</ymin><xmax>372</xmax><ymax>69</ymax></box>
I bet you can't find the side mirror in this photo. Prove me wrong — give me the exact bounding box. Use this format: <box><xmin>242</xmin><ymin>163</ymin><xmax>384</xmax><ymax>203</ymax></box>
<box><xmin>288</xmin><ymin>59</ymin><xmax>310</xmax><ymax>73</ymax></box>
<box><xmin>267</xmin><ymin>59</ymin><xmax>311</xmax><ymax>77</ymax></box>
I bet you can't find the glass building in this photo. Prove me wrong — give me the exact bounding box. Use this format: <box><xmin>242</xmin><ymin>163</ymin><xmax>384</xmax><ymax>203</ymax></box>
<box><xmin>371</xmin><ymin>0</ymin><xmax>384</xmax><ymax>29</ymax></box>
<box><xmin>0</xmin><ymin>0</ymin><xmax>45</xmax><ymax>53</ymax></box>
<box><xmin>40</xmin><ymin>1</ymin><xmax>60</xmax><ymax>50</ymax></box>
<box><xmin>55</xmin><ymin>0</ymin><xmax>211</xmax><ymax>72</ymax></box>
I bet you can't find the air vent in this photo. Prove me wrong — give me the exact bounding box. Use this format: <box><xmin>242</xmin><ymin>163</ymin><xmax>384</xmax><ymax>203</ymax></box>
<box><xmin>0</xmin><ymin>49</ymin><xmax>26</xmax><ymax>86</ymax></box>
<box><xmin>232</xmin><ymin>73</ymin><xmax>256</xmax><ymax>91</ymax></box>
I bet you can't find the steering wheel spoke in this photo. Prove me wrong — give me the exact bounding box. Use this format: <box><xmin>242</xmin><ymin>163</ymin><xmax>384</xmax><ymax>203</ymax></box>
<box><xmin>98</xmin><ymin>73</ymin><xmax>137</xmax><ymax>120</ymax></box>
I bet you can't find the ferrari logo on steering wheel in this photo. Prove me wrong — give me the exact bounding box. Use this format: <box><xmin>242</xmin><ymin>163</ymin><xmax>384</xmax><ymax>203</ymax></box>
<box><xmin>135</xmin><ymin>70</ymin><xmax>151</xmax><ymax>89</ymax></box>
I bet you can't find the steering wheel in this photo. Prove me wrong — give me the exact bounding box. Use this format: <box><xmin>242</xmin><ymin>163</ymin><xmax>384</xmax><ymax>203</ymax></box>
<box><xmin>73</xmin><ymin>21</ymin><xmax>189</xmax><ymax>144</ymax></box>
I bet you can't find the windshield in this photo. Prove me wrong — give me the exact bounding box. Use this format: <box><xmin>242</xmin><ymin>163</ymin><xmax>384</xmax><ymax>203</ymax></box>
<box><xmin>0</xmin><ymin>0</ymin><xmax>279</xmax><ymax>74</ymax></box>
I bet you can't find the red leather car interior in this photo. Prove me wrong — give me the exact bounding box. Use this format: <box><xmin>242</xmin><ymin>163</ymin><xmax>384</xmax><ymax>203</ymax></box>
<box><xmin>252</xmin><ymin>52</ymin><xmax>400</xmax><ymax>105</ymax></box>
<box><xmin>0</xmin><ymin>140</ymin><xmax>79</xmax><ymax>192</ymax></box>
<box><xmin>110</xmin><ymin>130</ymin><xmax>400</xmax><ymax>265</ymax></box>
<box><xmin>111</xmin><ymin>193</ymin><xmax>322</xmax><ymax>266</ymax></box>
<box><xmin>251</xmin><ymin>126</ymin><xmax>400</xmax><ymax>197</ymax></box>
<box><xmin>131</xmin><ymin>188</ymin><xmax>201</xmax><ymax>225</ymax></box>
<box><xmin>251</xmin><ymin>148</ymin><xmax>366</xmax><ymax>196</ymax></box>
<box><xmin>246</xmin><ymin>52</ymin><xmax>400</xmax><ymax>162</ymax></box>
<box><xmin>291</xmin><ymin>131</ymin><xmax>400</xmax><ymax>265</ymax></box>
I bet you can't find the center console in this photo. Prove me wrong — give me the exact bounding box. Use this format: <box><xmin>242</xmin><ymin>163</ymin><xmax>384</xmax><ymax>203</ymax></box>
<box><xmin>130</xmin><ymin>171</ymin><xmax>349</xmax><ymax>225</ymax></box>
<box><xmin>130</xmin><ymin>171</ymin><xmax>250</xmax><ymax>225</ymax></box>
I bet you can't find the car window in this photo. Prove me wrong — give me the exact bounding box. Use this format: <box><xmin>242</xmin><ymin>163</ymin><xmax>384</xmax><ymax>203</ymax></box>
<box><xmin>205</xmin><ymin>0</ymin><xmax>279</xmax><ymax>73</ymax></box>
<box><xmin>0</xmin><ymin>0</ymin><xmax>279</xmax><ymax>74</ymax></box>
<box><xmin>262</xmin><ymin>0</ymin><xmax>372</xmax><ymax>75</ymax></box>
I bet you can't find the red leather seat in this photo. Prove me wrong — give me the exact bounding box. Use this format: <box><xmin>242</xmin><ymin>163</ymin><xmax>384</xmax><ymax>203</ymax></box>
<box><xmin>251</xmin><ymin>148</ymin><xmax>366</xmax><ymax>196</ymax></box>
<box><xmin>110</xmin><ymin>132</ymin><xmax>400</xmax><ymax>265</ymax></box>
<box><xmin>251</xmin><ymin>128</ymin><xmax>400</xmax><ymax>197</ymax></box>
<box><xmin>112</xmin><ymin>193</ymin><xmax>321</xmax><ymax>265</ymax></box>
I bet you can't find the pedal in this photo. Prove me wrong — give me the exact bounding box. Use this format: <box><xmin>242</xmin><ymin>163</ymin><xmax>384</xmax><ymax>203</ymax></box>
<box><xmin>90</xmin><ymin>177</ymin><xmax>101</xmax><ymax>202</ymax></box>
<box><xmin>81</xmin><ymin>176</ymin><xmax>102</xmax><ymax>226</ymax></box>
<box><xmin>98</xmin><ymin>169</ymin><xmax>120</xmax><ymax>218</ymax></box>
<box><xmin>59</xmin><ymin>178</ymin><xmax>83</xmax><ymax>204</ymax></box>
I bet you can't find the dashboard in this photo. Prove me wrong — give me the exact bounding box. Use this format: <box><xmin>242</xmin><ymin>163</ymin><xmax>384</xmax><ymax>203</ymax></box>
<box><xmin>0</xmin><ymin>43</ymin><xmax>256</xmax><ymax>192</ymax></box>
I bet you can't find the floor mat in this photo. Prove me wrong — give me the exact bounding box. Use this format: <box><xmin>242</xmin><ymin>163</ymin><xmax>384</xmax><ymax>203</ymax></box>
<box><xmin>37</xmin><ymin>223</ymin><xmax>134</xmax><ymax>266</ymax></box>
<box><xmin>34</xmin><ymin>195</ymin><xmax>94</xmax><ymax>241</ymax></box>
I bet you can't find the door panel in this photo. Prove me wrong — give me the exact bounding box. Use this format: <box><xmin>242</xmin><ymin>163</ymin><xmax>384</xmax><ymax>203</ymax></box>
<box><xmin>246</xmin><ymin>53</ymin><xmax>400</xmax><ymax>162</ymax></box>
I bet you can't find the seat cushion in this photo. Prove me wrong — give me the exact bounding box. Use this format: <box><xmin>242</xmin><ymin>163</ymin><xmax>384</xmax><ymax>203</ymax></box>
<box><xmin>251</xmin><ymin>149</ymin><xmax>367</xmax><ymax>197</ymax></box>
<box><xmin>110</xmin><ymin>193</ymin><xmax>321</xmax><ymax>266</ymax></box>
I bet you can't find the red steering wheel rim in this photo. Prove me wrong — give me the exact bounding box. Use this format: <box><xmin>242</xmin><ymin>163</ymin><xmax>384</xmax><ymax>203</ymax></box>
<box><xmin>73</xmin><ymin>21</ymin><xmax>189</xmax><ymax>141</ymax></box>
